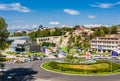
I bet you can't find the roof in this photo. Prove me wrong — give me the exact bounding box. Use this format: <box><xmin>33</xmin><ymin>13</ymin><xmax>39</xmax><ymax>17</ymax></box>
<box><xmin>13</xmin><ymin>40</ymin><xmax>27</xmax><ymax>44</ymax></box>
<box><xmin>8</xmin><ymin>36</ymin><xmax>30</xmax><ymax>41</ymax></box>
<box><xmin>97</xmin><ymin>34</ymin><xmax>120</xmax><ymax>38</ymax></box>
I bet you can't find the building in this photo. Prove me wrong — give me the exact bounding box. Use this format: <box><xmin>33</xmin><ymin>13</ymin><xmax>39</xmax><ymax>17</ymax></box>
<box><xmin>7</xmin><ymin>36</ymin><xmax>30</xmax><ymax>43</ymax></box>
<box><xmin>91</xmin><ymin>35</ymin><xmax>120</xmax><ymax>53</ymax></box>
<box><xmin>36</xmin><ymin>36</ymin><xmax>68</xmax><ymax>46</ymax></box>
<box><xmin>9</xmin><ymin>40</ymin><xmax>30</xmax><ymax>52</ymax></box>
<box><xmin>73</xmin><ymin>26</ymin><xmax>92</xmax><ymax>38</ymax></box>
<box><xmin>25</xmin><ymin>41</ymin><xmax>40</xmax><ymax>52</ymax></box>
<box><xmin>10</xmin><ymin>39</ymin><xmax>40</xmax><ymax>52</ymax></box>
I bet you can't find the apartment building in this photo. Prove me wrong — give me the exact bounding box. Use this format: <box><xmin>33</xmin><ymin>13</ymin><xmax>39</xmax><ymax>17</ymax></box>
<box><xmin>91</xmin><ymin>35</ymin><xmax>120</xmax><ymax>53</ymax></box>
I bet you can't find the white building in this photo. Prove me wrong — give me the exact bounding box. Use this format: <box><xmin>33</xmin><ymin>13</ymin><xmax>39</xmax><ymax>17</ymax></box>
<box><xmin>36</xmin><ymin>36</ymin><xmax>68</xmax><ymax>46</ymax></box>
<box><xmin>10</xmin><ymin>40</ymin><xmax>29</xmax><ymax>52</ymax></box>
<box><xmin>91</xmin><ymin>36</ymin><xmax>120</xmax><ymax>53</ymax></box>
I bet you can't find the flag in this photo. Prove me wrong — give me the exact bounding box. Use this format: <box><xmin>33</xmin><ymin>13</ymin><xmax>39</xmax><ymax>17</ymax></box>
<box><xmin>98</xmin><ymin>45</ymin><xmax>102</xmax><ymax>51</ymax></box>
<box><xmin>86</xmin><ymin>52</ymin><xmax>91</xmax><ymax>59</ymax></box>
<box><xmin>52</xmin><ymin>47</ymin><xmax>57</xmax><ymax>52</ymax></box>
<box><xmin>42</xmin><ymin>47</ymin><xmax>46</xmax><ymax>52</ymax></box>
<box><xmin>111</xmin><ymin>51</ymin><xmax>118</xmax><ymax>56</ymax></box>
<box><xmin>45</xmin><ymin>49</ymin><xmax>50</xmax><ymax>54</ymax></box>
<box><xmin>60</xmin><ymin>51</ymin><xmax>66</xmax><ymax>56</ymax></box>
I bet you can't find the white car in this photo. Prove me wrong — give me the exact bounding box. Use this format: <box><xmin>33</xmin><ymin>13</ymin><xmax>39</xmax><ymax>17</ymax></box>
<box><xmin>92</xmin><ymin>55</ymin><xmax>101</xmax><ymax>59</ymax></box>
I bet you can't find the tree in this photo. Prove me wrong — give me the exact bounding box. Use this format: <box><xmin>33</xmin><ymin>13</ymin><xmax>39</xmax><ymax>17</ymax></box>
<box><xmin>51</xmin><ymin>28</ymin><xmax>62</xmax><ymax>36</ymax></box>
<box><xmin>0</xmin><ymin>17</ymin><xmax>9</xmax><ymax>71</ymax></box>
<box><xmin>108</xmin><ymin>26</ymin><xmax>117</xmax><ymax>34</ymax></box>
<box><xmin>67</xmin><ymin>32</ymin><xmax>75</xmax><ymax>54</ymax></box>
<box><xmin>100</xmin><ymin>26</ymin><xmax>109</xmax><ymax>34</ymax></box>
<box><xmin>29</xmin><ymin>32</ymin><xmax>37</xmax><ymax>40</ymax></box>
<box><xmin>59</xmin><ymin>36</ymin><xmax>63</xmax><ymax>47</ymax></box>
<box><xmin>41</xmin><ymin>42</ymin><xmax>56</xmax><ymax>47</ymax></box>
<box><xmin>94</xmin><ymin>28</ymin><xmax>105</xmax><ymax>37</ymax></box>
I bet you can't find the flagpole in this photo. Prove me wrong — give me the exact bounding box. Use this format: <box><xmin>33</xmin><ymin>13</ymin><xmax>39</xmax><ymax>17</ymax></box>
<box><xmin>85</xmin><ymin>51</ymin><xmax>89</xmax><ymax>76</ymax></box>
<box><xmin>111</xmin><ymin>52</ymin><xmax>112</xmax><ymax>75</ymax></box>
<box><xmin>85</xmin><ymin>60</ymin><xmax>86</xmax><ymax>76</ymax></box>
<box><xmin>85</xmin><ymin>51</ymin><xmax>86</xmax><ymax>76</ymax></box>
<box><xmin>111</xmin><ymin>51</ymin><xmax>112</xmax><ymax>75</ymax></box>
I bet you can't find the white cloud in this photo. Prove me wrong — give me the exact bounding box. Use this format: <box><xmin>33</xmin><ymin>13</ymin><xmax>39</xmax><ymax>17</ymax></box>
<box><xmin>91</xmin><ymin>1</ymin><xmax>120</xmax><ymax>8</ymax></box>
<box><xmin>63</xmin><ymin>9</ymin><xmax>80</xmax><ymax>15</ymax></box>
<box><xmin>61</xmin><ymin>25</ymin><xmax>67</xmax><ymax>27</ymax></box>
<box><xmin>49</xmin><ymin>21</ymin><xmax>60</xmax><ymax>25</ymax></box>
<box><xmin>8</xmin><ymin>24</ymin><xmax>30</xmax><ymax>30</ymax></box>
<box><xmin>32</xmin><ymin>24</ymin><xmax>39</xmax><ymax>28</ymax></box>
<box><xmin>0</xmin><ymin>3</ymin><xmax>30</xmax><ymax>12</ymax></box>
<box><xmin>118</xmin><ymin>1</ymin><xmax>120</xmax><ymax>4</ymax></box>
<box><xmin>88</xmin><ymin>15</ymin><xmax>96</xmax><ymax>19</ymax></box>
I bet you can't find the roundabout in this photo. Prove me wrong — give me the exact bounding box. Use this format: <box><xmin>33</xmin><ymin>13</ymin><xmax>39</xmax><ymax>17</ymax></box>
<box><xmin>42</xmin><ymin>59</ymin><xmax>120</xmax><ymax>76</ymax></box>
<box><xmin>5</xmin><ymin>58</ymin><xmax>120</xmax><ymax>81</ymax></box>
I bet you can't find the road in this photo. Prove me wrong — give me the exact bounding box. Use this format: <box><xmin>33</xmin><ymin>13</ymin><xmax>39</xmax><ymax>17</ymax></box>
<box><xmin>2</xmin><ymin>58</ymin><xmax>120</xmax><ymax>81</ymax></box>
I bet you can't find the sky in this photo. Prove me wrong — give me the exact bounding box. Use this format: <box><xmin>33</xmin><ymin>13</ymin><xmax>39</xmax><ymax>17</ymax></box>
<box><xmin>0</xmin><ymin>0</ymin><xmax>120</xmax><ymax>30</ymax></box>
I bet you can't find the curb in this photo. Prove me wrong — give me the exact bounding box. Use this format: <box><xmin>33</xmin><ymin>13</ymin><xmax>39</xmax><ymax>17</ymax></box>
<box><xmin>40</xmin><ymin>62</ymin><xmax>120</xmax><ymax>76</ymax></box>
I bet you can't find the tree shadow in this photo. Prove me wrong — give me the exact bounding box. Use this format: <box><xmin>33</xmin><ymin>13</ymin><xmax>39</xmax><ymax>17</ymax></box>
<box><xmin>0</xmin><ymin>67</ymin><xmax>38</xmax><ymax>81</ymax></box>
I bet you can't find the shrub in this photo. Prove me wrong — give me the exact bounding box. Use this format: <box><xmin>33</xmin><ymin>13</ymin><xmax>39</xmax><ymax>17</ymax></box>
<box><xmin>48</xmin><ymin>61</ymin><xmax>59</xmax><ymax>69</ymax></box>
<box><xmin>112</xmin><ymin>63</ymin><xmax>120</xmax><ymax>71</ymax></box>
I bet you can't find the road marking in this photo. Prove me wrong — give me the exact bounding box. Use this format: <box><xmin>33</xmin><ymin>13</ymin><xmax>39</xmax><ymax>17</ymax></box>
<box><xmin>34</xmin><ymin>78</ymin><xmax>51</xmax><ymax>81</ymax></box>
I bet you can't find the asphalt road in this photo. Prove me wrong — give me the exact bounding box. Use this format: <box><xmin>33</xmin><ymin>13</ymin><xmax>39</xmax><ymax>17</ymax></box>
<box><xmin>2</xmin><ymin>58</ymin><xmax>120</xmax><ymax>81</ymax></box>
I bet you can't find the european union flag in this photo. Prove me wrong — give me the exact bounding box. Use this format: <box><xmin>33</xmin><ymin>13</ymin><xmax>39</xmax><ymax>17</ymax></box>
<box><xmin>98</xmin><ymin>45</ymin><xmax>102</xmax><ymax>51</ymax></box>
<box><xmin>111</xmin><ymin>51</ymin><xmax>119</xmax><ymax>56</ymax></box>
<box><xmin>60</xmin><ymin>51</ymin><xmax>66</xmax><ymax>56</ymax></box>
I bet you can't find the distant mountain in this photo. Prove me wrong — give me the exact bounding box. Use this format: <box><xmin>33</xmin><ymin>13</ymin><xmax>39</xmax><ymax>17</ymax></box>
<box><xmin>8</xmin><ymin>28</ymin><xmax>33</xmax><ymax>32</ymax></box>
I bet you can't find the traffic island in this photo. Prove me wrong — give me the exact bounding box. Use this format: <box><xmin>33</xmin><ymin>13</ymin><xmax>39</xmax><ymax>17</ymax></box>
<box><xmin>41</xmin><ymin>60</ymin><xmax>120</xmax><ymax>76</ymax></box>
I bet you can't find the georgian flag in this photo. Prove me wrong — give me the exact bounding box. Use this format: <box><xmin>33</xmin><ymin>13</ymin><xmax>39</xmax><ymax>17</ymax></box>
<box><xmin>86</xmin><ymin>52</ymin><xmax>91</xmax><ymax>59</ymax></box>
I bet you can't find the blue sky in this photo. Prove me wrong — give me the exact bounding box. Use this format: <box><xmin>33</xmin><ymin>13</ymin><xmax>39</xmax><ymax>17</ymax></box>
<box><xmin>0</xmin><ymin>0</ymin><xmax>120</xmax><ymax>29</ymax></box>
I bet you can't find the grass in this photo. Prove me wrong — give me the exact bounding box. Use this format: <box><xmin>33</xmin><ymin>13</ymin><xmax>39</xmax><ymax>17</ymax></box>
<box><xmin>25</xmin><ymin>52</ymin><xmax>44</xmax><ymax>57</ymax></box>
<box><xmin>6</xmin><ymin>51</ymin><xmax>15</xmax><ymax>55</ymax></box>
<box><xmin>42</xmin><ymin>61</ymin><xmax>120</xmax><ymax>76</ymax></box>
<box><xmin>67</xmin><ymin>63</ymin><xmax>109</xmax><ymax>70</ymax></box>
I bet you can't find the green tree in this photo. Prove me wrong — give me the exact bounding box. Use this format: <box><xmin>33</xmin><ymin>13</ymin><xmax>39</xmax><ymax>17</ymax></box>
<box><xmin>67</xmin><ymin>33</ymin><xmax>75</xmax><ymax>54</ymax></box>
<box><xmin>29</xmin><ymin>32</ymin><xmax>37</xmax><ymax>40</ymax></box>
<box><xmin>41</xmin><ymin>42</ymin><xmax>56</xmax><ymax>47</ymax></box>
<box><xmin>100</xmin><ymin>26</ymin><xmax>109</xmax><ymax>34</ymax></box>
<box><xmin>51</xmin><ymin>28</ymin><xmax>62</xmax><ymax>36</ymax></box>
<box><xmin>108</xmin><ymin>26</ymin><xmax>117</xmax><ymax>34</ymax></box>
<box><xmin>13</xmin><ymin>32</ymin><xmax>27</xmax><ymax>36</ymax></box>
<box><xmin>59</xmin><ymin>36</ymin><xmax>63</xmax><ymax>47</ymax></box>
<box><xmin>0</xmin><ymin>17</ymin><xmax>9</xmax><ymax>70</ymax></box>
<box><xmin>0</xmin><ymin>17</ymin><xmax>9</xmax><ymax>50</ymax></box>
<box><xmin>94</xmin><ymin>28</ymin><xmax>105</xmax><ymax>37</ymax></box>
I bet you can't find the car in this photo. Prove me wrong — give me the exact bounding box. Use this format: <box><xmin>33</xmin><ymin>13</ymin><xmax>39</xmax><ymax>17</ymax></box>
<box><xmin>92</xmin><ymin>55</ymin><xmax>101</xmax><ymax>60</ymax></box>
<box><xmin>33</xmin><ymin>57</ymin><xmax>38</xmax><ymax>60</ymax></box>
<box><xmin>6</xmin><ymin>73</ymin><xmax>16</xmax><ymax>79</ymax></box>
<box><xmin>37</xmin><ymin>57</ymin><xmax>42</xmax><ymax>60</ymax></box>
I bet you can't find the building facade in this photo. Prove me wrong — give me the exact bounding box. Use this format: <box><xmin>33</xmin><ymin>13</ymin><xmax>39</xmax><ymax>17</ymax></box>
<box><xmin>36</xmin><ymin>36</ymin><xmax>68</xmax><ymax>46</ymax></box>
<box><xmin>91</xmin><ymin>37</ymin><xmax>120</xmax><ymax>53</ymax></box>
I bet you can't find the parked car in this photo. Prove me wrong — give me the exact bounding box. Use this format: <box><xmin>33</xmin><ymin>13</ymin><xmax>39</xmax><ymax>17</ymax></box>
<box><xmin>6</xmin><ymin>73</ymin><xmax>16</xmax><ymax>79</ymax></box>
<box><xmin>92</xmin><ymin>55</ymin><xmax>101</xmax><ymax>59</ymax></box>
<box><xmin>37</xmin><ymin>57</ymin><xmax>42</xmax><ymax>60</ymax></box>
<box><xmin>33</xmin><ymin>57</ymin><xmax>38</xmax><ymax>60</ymax></box>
